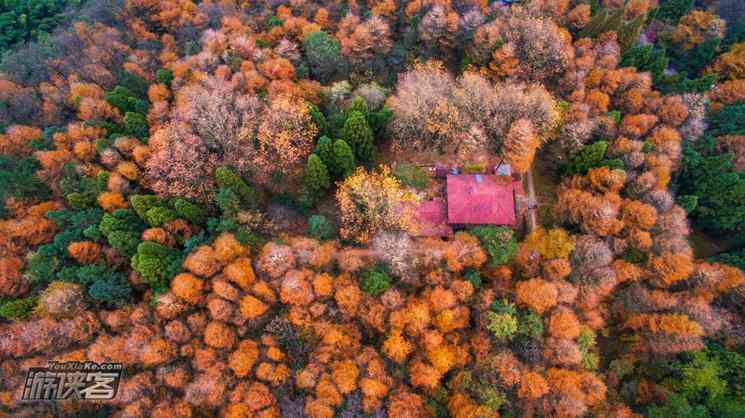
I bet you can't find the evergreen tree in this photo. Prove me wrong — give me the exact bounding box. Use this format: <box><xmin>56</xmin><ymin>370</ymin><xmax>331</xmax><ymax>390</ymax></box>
<box><xmin>105</xmin><ymin>86</ymin><xmax>148</xmax><ymax>114</ymax></box>
<box><xmin>309</xmin><ymin>104</ymin><xmax>329</xmax><ymax>137</ymax></box>
<box><xmin>0</xmin><ymin>155</ymin><xmax>50</xmax><ymax>216</ymax></box>
<box><xmin>332</xmin><ymin>139</ymin><xmax>356</xmax><ymax>178</ymax></box>
<box><xmin>674</xmin><ymin>135</ymin><xmax>745</xmax><ymax>234</ymax></box>
<box><xmin>99</xmin><ymin>209</ymin><xmax>146</xmax><ymax>257</ymax></box>
<box><xmin>347</xmin><ymin>96</ymin><xmax>369</xmax><ymax>116</ymax></box>
<box><xmin>563</xmin><ymin>141</ymin><xmax>624</xmax><ymax>175</ymax></box>
<box><xmin>123</xmin><ymin>112</ymin><xmax>149</xmax><ymax>140</ymax></box>
<box><xmin>215</xmin><ymin>167</ymin><xmax>262</xmax><ymax>209</ymax></box>
<box><xmin>580</xmin><ymin>8</ymin><xmax>610</xmax><ymax>38</ymax></box>
<box><xmin>621</xmin><ymin>45</ymin><xmax>670</xmax><ymax>85</ymax></box>
<box><xmin>303</xmin><ymin>154</ymin><xmax>331</xmax><ymax>198</ymax></box>
<box><xmin>117</xmin><ymin>71</ymin><xmax>149</xmax><ymax>99</ymax></box>
<box><xmin>656</xmin><ymin>0</ymin><xmax>694</xmax><ymax>23</ymax></box>
<box><xmin>672</xmin><ymin>37</ymin><xmax>721</xmax><ymax>78</ymax></box>
<box><xmin>173</xmin><ymin>198</ymin><xmax>207</xmax><ymax>225</ymax></box>
<box><xmin>0</xmin><ymin>0</ymin><xmax>80</xmax><ymax>52</ymax></box>
<box><xmin>368</xmin><ymin>107</ymin><xmax>393</xmax><ymax>138</ymax></box>
<box><xmin>131</xmin><ymin>241</ymin><xmax>181</xmax><ymax>291</ymax></box>
<box><xmin>303</xmin><ymin>31</ymin><xmax>344</xmax><ymax>82</ymax></box>
<box><xmin>144</xmin><ymin>206</ymin><xmax>178</xmax><ymax>227</ymax></box>
<box><xmin>342</xmin><ymin>111</ymin><xmax>375</xmax><ymax>163</ymax></box>
<box><xmin>712</xmin><ymin>250</ymin><xmax>745</xmax><ymax>271</ymax></box>
<box><xmin>708</xmin><ymin>103</ymin><xmax>745</xmax><ymax>136</ymax></box>
<box><xmin>216</xmin><ymin>187</ymin><xmax>241</xmax><ymax>218</ymax></box>
<box><xmin>618</xmin><ymin>14</ymin><xmax>645</xmax><ymax>51</ymax></box>
<box><xmin>663</xmin><ymin>74</ymin><xmax>718</xmax><ymax>94</ymax></box>
<box><xmin>130</xmin><ymin>195</ymin><xmax>161</xmax><ymax>220</ymax></box>
<box><xmin>315</xmin><ymin>136</ymin><xmax>335</xmax><ymax>168</ymax></box>
<box><xmin>723</xmin><ymin>21</ymin><xmax>745</xmax><ymax>51</ymax></box>
<box><xmin>88</xmin><ymin>276</ymin><xmax>133</xmax><ymax>308</ymax></box>
<box><xmin>155</xmin><ymin>68</ymin><xmax>174</xmax><ymax>85</ymax></box>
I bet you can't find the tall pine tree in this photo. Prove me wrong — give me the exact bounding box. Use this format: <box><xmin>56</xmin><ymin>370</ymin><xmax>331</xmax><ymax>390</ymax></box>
<box><xmin>342</xmin><ymin>111</ymin><xmax>375</xmax><ymax>163</ymax></box>
<box><xmin>332</xmin><ymin>139</ymin><xmax>356</xmax><ymax>178</ymax></box>
<box><xmin>315</xmin><ymin>136</ymin><xmax>335</xmax><ymax>169</ymax></box>
<box><xmin>304</xmin><ymin>154</ymin><xmax>331</xmax><ymax>198</ymax></box>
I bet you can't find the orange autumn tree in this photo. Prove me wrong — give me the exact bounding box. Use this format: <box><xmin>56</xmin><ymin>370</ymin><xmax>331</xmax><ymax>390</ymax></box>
<box><xmin>502</xmin><ymin>118</ymin><xmax>540</xmax><ymax>174</ymax></box>
<box><xmin>336</xmin><ymin>166</ymin><xmax>416</xmax><ymax>244</ymax></box>
<box><xmin>1</xmin><ymin>1</ymin><xmax>744</xmax><ymax>418</ymax></box>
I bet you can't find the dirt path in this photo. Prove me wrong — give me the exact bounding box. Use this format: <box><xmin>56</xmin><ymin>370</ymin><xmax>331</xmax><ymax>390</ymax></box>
<box><xmin>525</xmin><ymin>168</ymin><xmax>538</xmax><ymax>233</ymax></box>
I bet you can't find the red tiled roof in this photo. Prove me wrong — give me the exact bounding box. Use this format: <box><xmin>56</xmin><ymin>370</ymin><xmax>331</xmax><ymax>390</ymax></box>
<box><xmin>446</xmin><ymin>174</ymin><xmax>517</xmax><ymax>225</ymax></box>
<box><xmin>414</xmin><ymin>199</ymin><xmax>453</xmax><ymax>237</ymax></box>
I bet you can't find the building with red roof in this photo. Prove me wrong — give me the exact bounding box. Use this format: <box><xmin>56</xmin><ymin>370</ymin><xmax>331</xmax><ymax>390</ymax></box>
<box><xmin>413</xmin><ymin>174</ymin><xmax>521</xmax><ymax>236</ymax></box>
<box><xmin>446</xmin><ymin>174</ymin><xmax>519</xmax><ymax>225</ymax></box>
<box><xmin>412</xmin><ymin>198</ymin><xmax>453</xmax><ymax>237</ymax></box>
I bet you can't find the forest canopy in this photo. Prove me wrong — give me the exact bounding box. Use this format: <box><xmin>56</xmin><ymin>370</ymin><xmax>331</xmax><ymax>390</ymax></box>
<box><xmin>1</xmin><ymin>0</ymin><xmax>745</xmax><ymax>417</ymax></box>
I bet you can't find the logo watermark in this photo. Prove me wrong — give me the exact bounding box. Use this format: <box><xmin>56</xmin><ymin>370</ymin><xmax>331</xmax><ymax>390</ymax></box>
<box><xmin>21</xmin><ymin>362</ymin><xmax>123</xmax><ymax>401</ymax></box>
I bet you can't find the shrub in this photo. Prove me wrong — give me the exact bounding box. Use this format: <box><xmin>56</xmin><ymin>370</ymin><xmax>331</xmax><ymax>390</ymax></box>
<box><xmin>464</xmin><ymin>269</ymin><xmax>481</xmax><ymax>289</ymax></box>
<box><xmin>392</xmin><ymin>163</ymin><xmax>429</xmax><ymax>190</ymax></box>
<box><xmin>307</xmin><ymin>215</ymin><xmax>334</xmax><ymax>240</ymax></box>
<box><xmin>360</xmin><ymin>268</ymin><xmax>391</xmax><ymax>296</ymax></box>
<box><xmin>484</xmin><ymin>311</ymin><xmax>518</xmax><ymax>340</ymax></box>
<box><xmin>0</xmin><ymin>296</ymin><xmax>37</xmax><ymax>321</ymax></box>
<box><xmin>517</xmin><ymin>311</ymin><xmax>544</xmax><ymax>339</ymax></box>
<box><xmin>469</xmin><ymin>226</ymin><xmax>518</xmax><ymax>266</ymax></box>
